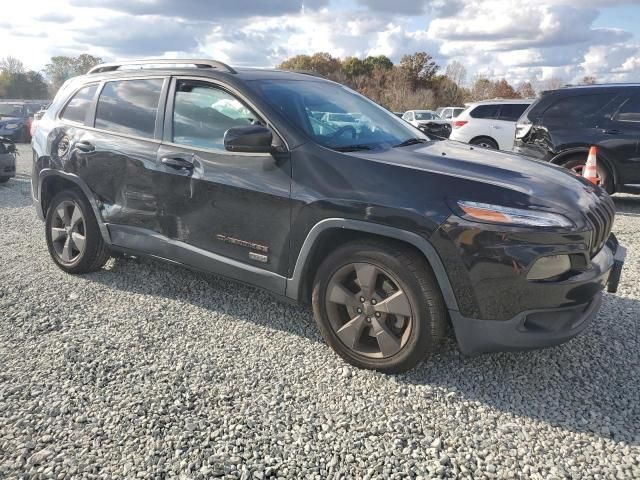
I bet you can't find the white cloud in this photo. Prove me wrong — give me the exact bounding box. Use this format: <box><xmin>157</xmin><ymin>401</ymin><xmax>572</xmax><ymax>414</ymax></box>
<box><xmin>0</xmin><ymin>0</ymin><xmax>639</xmax><ymax>87</ymax></box>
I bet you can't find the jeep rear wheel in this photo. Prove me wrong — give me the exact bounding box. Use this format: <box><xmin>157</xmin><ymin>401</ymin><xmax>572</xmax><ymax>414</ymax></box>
<box><xmin>561</xmin><ymin>156</ymin><xmax>614</xmax><ymax>194</ymax></box>
<box><xmin>312</xmin><ymin>240</ymin><xmax>447</xmax><ymax>373</ymax></box>
<box><xmin>45</xmin><ymin>190</ymin><xmax>110</xmax><ymax>274</ymax></box>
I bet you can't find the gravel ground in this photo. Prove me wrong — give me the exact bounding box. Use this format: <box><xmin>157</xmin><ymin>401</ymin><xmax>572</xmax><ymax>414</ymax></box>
<box><xmin>1</xmin><ymin>144</ymin><xmax>639</xmax><ymax>480</ymax></box>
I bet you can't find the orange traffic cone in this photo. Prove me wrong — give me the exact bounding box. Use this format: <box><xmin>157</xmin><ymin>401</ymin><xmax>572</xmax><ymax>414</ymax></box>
<box><xmin>583</xmin><ymin>146</ymin><xmax>599</xmax><ymax>185</ymax></box>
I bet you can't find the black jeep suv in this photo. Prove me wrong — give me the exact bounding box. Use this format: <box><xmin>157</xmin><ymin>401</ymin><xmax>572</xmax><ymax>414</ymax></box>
<box><xmin>514</xmin><ymin>84</ymin><xmax>640</xmax><ymax>194</ymax></box>
<box><xmin>32</xmin><ymin>59</ymin><xmax>625</xmax><ymax>372</ymax></box>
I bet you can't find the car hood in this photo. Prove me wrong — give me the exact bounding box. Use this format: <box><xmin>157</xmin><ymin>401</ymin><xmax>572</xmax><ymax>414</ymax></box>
<box><xmin>351</xmin><ymin>140</ymin><xmax>606</xmax><ymax>220</ymax></box>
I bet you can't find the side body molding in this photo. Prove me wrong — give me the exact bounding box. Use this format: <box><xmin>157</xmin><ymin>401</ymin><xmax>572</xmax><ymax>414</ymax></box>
<box><xmin>285</xmin><ymin>218</ymin><xmax>460</xmax><ymax>312</ymax></box>
<box><xmin>36</xmin><ymin>169</ymin><xmax>113</xmax><ymax>245</ymax></box>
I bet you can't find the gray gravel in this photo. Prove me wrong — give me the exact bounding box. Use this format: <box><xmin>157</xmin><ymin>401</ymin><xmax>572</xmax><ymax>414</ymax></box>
<box><xmin>1</xmin><ymin>144</ymin><xmax>639</xmax><ymax>479</ymax></box>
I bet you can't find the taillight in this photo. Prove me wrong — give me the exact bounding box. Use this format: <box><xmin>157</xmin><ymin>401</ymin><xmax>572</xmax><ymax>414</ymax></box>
<box><xmin>515</xmin><ymin>123</ymin><xmax>532</xmax><ymax>139</ymax></box>
<box><xmin>452</xmin><ymin>120</ymin><xmax>467</xmax><ymax>129</ymax></box>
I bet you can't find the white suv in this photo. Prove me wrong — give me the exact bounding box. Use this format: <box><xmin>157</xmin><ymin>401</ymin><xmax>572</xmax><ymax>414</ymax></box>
<box><xmin>449</xmin><ymin>99</ymin><xmax>534</xmax><ymax>151</ymax></box>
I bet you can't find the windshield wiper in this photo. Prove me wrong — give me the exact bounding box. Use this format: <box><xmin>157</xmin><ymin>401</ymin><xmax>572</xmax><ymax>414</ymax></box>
<box><xmin>393</xmin><ymin>138</ymin><xmax>429</xmax><ymax>148</ymax></box>
<box><xmin>330</xmin><ymin>144</ymin><xmax>373</xmax><ymax>152</ymax></box>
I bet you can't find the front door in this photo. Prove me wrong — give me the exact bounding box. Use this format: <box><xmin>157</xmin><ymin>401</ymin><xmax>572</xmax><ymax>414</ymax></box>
<box><xmin>606</xmin><ymin>93</ymin><xmax>640</xmax><ymax>184</ymax></box>
<box><xmin>155</xmin><ymin>78</ymin><xmax>292</xmax><ymax>283</ymax></box>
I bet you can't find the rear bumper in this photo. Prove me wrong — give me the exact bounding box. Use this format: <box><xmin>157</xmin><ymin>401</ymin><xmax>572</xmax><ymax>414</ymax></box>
<box><xmin>0</xmin><ymin>153</ymin><xmax>16</xmax><ymax>178</ymax></box>
<box><xmin>451</xmin><ymin>242</ymin><xmax>623</xmax><ymax>355</ymax></box>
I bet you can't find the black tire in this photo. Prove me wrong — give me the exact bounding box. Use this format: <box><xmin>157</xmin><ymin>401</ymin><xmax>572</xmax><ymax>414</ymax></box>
<box><xmin>470</xmin><ymin>137</ymin><xmax>499</xmax><ymax>150</ymax></box>
<box><xmin>45</xmin><ymin>189</ymin><xmax>110</xmax><ymax>274</ymax></box>
<box><xmin>0</xmin><ymin>177</ymin><xmax>9</xmax><ymax>183</ymax></box>
<box><xmin>312</xmin><ymin>240</ymin><xmax>447</xmax><ymax>373</ymax></box>
<box><xmin>560</xmin><ymin>155</ymin><xmax>614</xmax><ymax>194</ymax></box>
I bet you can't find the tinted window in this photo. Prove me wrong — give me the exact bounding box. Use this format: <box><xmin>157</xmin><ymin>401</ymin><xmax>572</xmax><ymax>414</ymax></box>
<box><xmin>0</xmin><ymin>103</ymin><xmax>25</xmax><ymax>117</ymax></box>
<box><xmin>470</xmin><ymin>104</ymin><xmax>500</xmax><ymax>119</ymax></box>
<box><xmin>615</xmin><ymin>95</ymin><xmax>640</xmax><ymax>122</ymax></box>
<box><xmin>172</xmin><ymin>82</ymin><xmax>258</xmax><ymax>150</ymax></box>
<box><xmin>543</xmin><ymin>94</ymin><xmax>616</xmax><ymax>123</ymax></box>
<box><xmin>95</xmin><ymin>79</ymin><xmax>163</xmax><ymax>138</ymax></box>
<box><xmin>61</xmin><ymin>84</ymin><xmax>97</xmax><ymax>124</ymax></box>
<box><xmin>498</xmin><ymin>103</ymin><xmax>529</xmax><ymax>121</ymax></box>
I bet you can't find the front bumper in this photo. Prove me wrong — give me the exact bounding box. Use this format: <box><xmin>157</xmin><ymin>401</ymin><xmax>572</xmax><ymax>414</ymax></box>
<box><xmin>0</xmin><ymin>153</ymin><xmax>16</xmax><ymax>178</ymax></box>
<box><xmin>450</xmin><ymin>241</ymin><xmax>625</xmax><ymax>355</ymax></box>
<box><xmin>0</xmin><ymin>128</ymin><xmax>22</xmax><ymax>141</ymax></box>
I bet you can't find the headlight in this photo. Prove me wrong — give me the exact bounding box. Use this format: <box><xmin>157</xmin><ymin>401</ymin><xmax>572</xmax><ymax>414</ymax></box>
<box><xmin>5</xmin><ymin>123</ymin><xmax>20</xmax><ymax>130</ymax></box>
<box><xmin>457</xmin><ymin>201</ymin><xmax>573</xmax><ymax>228</ymax></box>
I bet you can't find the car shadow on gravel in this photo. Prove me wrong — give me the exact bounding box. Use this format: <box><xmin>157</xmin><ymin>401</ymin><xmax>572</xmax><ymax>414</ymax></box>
<box><xmin>399</xmin><ymin>294</ymin><xmax>640</xmax><ymax>445</ymax></box>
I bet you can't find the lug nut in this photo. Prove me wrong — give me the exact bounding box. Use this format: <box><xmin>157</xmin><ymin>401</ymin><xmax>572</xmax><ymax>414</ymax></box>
<box><xmin>366</xmin><ymin>317</ymin><xmax>371</xmax><ymax>323</ymax></box>
<box><xmin>356</xmin><ymin>308</ymin><xmax>362</xmax><ymax>314</ymax></box>
<box><xmin>371</xmin><ymin>299</ymin><xmax>377</xmax><ymax>305</ymax></box>
<box><xmin>375</xmin><ymin>312</ymin><xmax>381</xmax><ymax>317</ymax></box>
<box><xmin>360</xmin><ymin>297</ymin><xmax>365</xmax><ymax>303</ymax></box>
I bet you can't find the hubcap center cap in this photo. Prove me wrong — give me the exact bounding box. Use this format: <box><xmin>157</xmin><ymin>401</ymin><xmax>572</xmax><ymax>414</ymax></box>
<box><xmin>362</xmin><ymin>301</ymin><xmax>376</xmax><ymax>316</ymax></box>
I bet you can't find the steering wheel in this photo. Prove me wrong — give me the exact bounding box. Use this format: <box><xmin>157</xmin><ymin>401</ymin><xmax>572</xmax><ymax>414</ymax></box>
<box><xmin>329</xmin><ymin>125</ymin><xmax>357</xmax><ymax>140</ymax></box>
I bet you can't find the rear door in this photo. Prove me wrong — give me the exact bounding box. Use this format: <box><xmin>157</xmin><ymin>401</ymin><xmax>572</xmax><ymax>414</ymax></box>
<box><xmin>155</xmin><ymin>77</ymin><xmax>292</xmax><ymax>281</ymax></box>
<box><xmin>76</xmin><ymin>77</ymin><xmax>167</xmax><ymax>234</ymax></box>
<box><xmin>606</xmin><ymin>92</ymin><xmax>640</xmax><ymax>183</ymax></box>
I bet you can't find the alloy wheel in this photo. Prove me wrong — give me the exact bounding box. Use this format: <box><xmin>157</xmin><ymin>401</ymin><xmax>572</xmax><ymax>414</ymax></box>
<box><xmin>325</xmin><ymin>262</ymin><xmax>414</xmax><ymax>359</ymax></box>
<box><xmin>50</xmin><ymin>200</ymin><xmax>86</xmax><ymax>264</ymax></box>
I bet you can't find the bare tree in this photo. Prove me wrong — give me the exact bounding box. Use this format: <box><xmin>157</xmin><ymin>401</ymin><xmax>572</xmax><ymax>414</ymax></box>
<box><xmin>539</xmin><ymin>77</ymin><xmax>566</xmax><ymax>92</ymax></box>
<box><xmin>0</xmin><ymin>56</ymin><xmax>25</xmax><ymax>75</ymax></box>
<box><xmin>581</xmin><ymin>75</ymin><xmax>597</xmax><ymax>85</ymax></box>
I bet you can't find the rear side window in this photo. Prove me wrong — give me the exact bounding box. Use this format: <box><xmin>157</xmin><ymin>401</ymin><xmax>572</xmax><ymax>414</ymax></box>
<box><xmin>61</xmin><ymin>84</ymin><xmax>98</xmax><ymax>124</ymax></box>
<box><xmin>95</xmin><ymin>79</ymin><xmax>163</xmax><ymax>138</ymax></box>
<box><xmin>615</xmin><ymin>95</ymin><xmax>640</xmax><ymax>122</ymax></box>
<box><xmin>543</xmin><ymin>94</ymin><xmax>616</xmax><ymax>124</ymax></box>
<box><xmin>172</xmin><ymin>81</ymin><xmax>258</xmax><ymax>150</ymax></box>
<box><xmin>469</xmin><ymin>104</ymin><xmax>500</xmax><ymax>119</ymax></box>
<box><xmin>498</xmin><ymin>104</ymin><xmax>529</xmax><ymax>121</ymax></box>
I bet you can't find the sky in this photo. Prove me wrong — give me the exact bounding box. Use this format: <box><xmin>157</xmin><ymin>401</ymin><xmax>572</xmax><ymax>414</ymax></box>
<box><xmin>2</xmin><ymin>0</ymin><xmax>640</xmax><ymax>87</ymax></box>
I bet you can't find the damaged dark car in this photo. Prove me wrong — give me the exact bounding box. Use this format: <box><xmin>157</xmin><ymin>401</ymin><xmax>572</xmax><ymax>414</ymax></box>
<box><xmin>31</xmin><ymin>59</ymin><xmax>625</xmax><ymax>372</ymax></box>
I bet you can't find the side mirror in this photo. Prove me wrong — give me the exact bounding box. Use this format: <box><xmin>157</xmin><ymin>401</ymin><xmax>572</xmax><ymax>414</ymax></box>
<box><xmin>224</xmin><ymin>125</ymin><xmax>273</xmax><ymax>154</ymax></box>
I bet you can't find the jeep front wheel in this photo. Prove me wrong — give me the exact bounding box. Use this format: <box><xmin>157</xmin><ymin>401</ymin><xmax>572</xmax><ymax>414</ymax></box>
<box><xmin>312</xmin><ymin>240</ymin><xmax>447</xmax><ymax>373</ymax></box>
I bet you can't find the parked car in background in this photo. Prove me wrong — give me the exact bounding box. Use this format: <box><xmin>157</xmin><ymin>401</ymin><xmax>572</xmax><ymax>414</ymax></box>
<box><xmin>0</xmin><ymin>136</ymin><xmax>17</xmax><ymax>183</ymax></box>
<box><xmin>0</xmin><ymin>101</ymin><xmax>46</xmax><ymax>143</ymax></box>
<box><xmin>436</xmin><ymin>106</ymin><xmax>464</xmax><ymax>122</ymax></box>
<box><xmin>514</xmin><ymin>84</ymin><xmax>640</xmax><ymax>194</ymax></box>
<box><xmin>30</xmin><ymin>105</ymin><xmax>50</xmax><ymax>137</ymax></box>
<box><xmin>449</xmin><ymin>99</ymin><xmax>534</xmax><ymax>151</ymax></box>
<box><xmin>393</xmin><ymin>112</ymin><xmax>404</xmax><ymax>118</ymax></box>
<box><xmin>32</xmin><ymin>58</ymin><xmax>625</xmax><ymax>373</ymax></box>
<box><xmin>402</xmin><ymin>110</ymin><xmax>451</xmax><ymax>139</ymax></box>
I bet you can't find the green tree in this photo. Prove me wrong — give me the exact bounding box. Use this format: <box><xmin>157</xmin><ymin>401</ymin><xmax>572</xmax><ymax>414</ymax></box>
<box><xmin>0</xmin><ymin>70</ymin><xmax>49</xmax><ymax>99</ymax></box>
<box><xmin>399</xmin><ymin>52</ymin><xmax>439</xmax><ymax>85</ymax></box>
<box><xmin>342</xmin><ymin>56</ymin><xmax>369</xmax><ymax>78</ymax></box>
<box><xmin>363</xmin><ymin>55</ymin><xmax>393</xmax><ymax>71</ymax></box>
<box><xmin>44</xmin><ymin>54</ymin><xmax>103</xmax><ymax>90</ymax></box>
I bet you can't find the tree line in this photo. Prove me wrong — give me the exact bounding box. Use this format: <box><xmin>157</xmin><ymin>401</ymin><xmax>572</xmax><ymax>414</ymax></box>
<box><xmin>0</xmin><ymin>54</ymin><xmax>102</xmax><ymax>100</ymax></box>
<box><xmin>279</xmin><ymin>52</ymin><xmax>597</xmax><ymax>111</ymax></box>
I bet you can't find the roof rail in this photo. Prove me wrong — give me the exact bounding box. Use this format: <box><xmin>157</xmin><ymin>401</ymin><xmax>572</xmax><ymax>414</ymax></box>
<box><xmin>292</xmin><ymin>69</ymin><xmax>326</xmax><ymax>79</ymax></box>
<box><xmin>87</xmin><ymin>59</ymin><xmax>237</xmax><ymax>75</ymax></box>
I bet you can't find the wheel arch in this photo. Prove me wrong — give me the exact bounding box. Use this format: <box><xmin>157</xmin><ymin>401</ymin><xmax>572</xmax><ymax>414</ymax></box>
<box><xmin>550</xmin><ymin>147</ymin><xmax>618</xmax><ymax>186</ymax></box>
<box><xmin>285</xmin><ymin>218</ymin><xmax>459</xmax><ymax>312</ymax></box>
<box><xmin>39</xmin><ymin>169</ymin><xmax>112</xmax><ymax>244</ymax></box>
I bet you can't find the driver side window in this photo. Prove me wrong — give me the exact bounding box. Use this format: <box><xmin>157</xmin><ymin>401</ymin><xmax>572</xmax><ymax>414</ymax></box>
<box><xmin>172</xmin><ymin>81</ymin><xmax>259</xmax><ymax>150</ymax></box>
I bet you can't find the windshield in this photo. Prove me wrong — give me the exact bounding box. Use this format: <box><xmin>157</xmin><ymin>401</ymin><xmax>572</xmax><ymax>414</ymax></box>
<box><xmin>251</xmin><ymin>80</ymin><xmax>428</xmax><ymax>150</ymax></box>
<box><xmin>415</xmin><ymin>112</ymin><xmax>439</xmax><ymax>120</ymax></box>
<box><xmin>0</xmin><ymin>104</ymin><xmax>24</xmax><ymax>117</ymax></box>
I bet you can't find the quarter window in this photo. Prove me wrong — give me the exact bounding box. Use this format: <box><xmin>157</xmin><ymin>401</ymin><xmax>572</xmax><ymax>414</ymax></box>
<box><xmin>615</xmin><ymin>95</ymin><xmax>640</xmax><ymax>122</ymax></box>
<box><xmin>498</xmin><ymin>104</ymin><xmax>529</xmax><ymax>121</ymax></box>
<box><xmin>95</xmin><ymin>79</ymin><xmax>163</xmax><ymax>138</ymax></box>
<box><xmin>469</xmin><ymin>104</ymin><xmax>500</xmax><ymax>119</ymax></box>
<box><xmin>61</xmin><ymin>84</ymin><xmax>98</xmax><ymax>124</ymax></box>
<box><xmin>172</xmin><ymin>81</ymin><xmax>258</xmax><ymax>150</ymax></box>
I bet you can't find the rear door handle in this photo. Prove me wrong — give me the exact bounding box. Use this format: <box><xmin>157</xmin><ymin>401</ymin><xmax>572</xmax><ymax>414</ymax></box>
<box><xmin>161</xmin><ymin>156</ymin><xmax>194</xmax><ymax>170</ymax></box>
<box><xmin>602</xmin><ymin>129</ymin><xmax>622</xmax><ymax>135</ymax></box>
<box><xmin>75</xmin><ymin>141</ymin><xmax>94</xmax><ymax>153</ymax></box>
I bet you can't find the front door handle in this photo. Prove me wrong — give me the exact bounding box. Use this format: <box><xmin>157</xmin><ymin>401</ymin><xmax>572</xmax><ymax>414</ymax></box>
<box><xmin>602</xmin><ymin>129</ymin><xmax>622</xmax><ymax>135</ymax></box>
<box><xmin>161</xmin><ymin>156</ymin><xmax>194</xmax><ymax>170</ymax></box>
<box><xmin>75</xmin><ymin>140</ymin><xmax>95</xmax><ymax>153</ymax></box>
